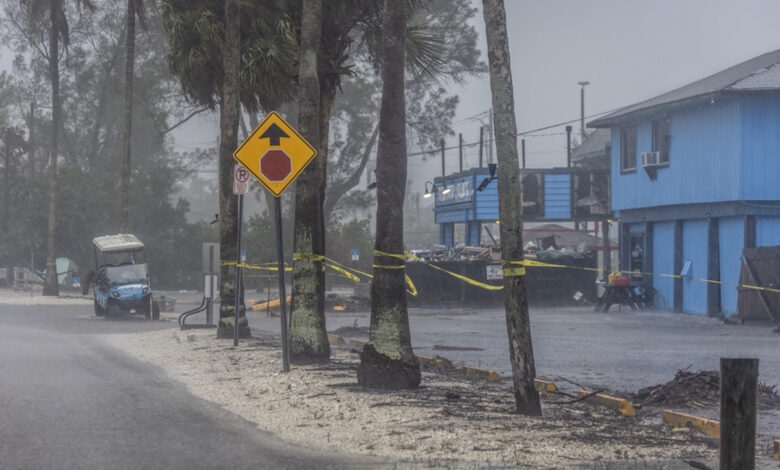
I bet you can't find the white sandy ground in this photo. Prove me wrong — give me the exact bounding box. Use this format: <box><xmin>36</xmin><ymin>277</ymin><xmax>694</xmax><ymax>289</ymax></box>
<box><xmin>0</xmin><ymin>288</ymin><xmax>91</xmax><ymax>305</ymax></box>
<box><xmin>100</xmin><ymin>327</ymin><xmax>744</xmax><ymax>468</ymax></box>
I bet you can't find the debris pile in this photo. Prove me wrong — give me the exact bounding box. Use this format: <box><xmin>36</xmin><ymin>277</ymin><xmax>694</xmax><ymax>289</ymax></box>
<box><xmin>325</xmin><ymin>294</ymin><xmax>370</xmax><ymax>312</ymax></box>
<box><xmin>635</xmin><ymin>368</ymin><xmax>780</xmax><ymax>409</ymax></box>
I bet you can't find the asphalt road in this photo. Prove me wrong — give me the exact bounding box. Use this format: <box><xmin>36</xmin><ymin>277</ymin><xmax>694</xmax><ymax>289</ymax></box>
<box><xmin>0</xmin><ymin>300</ymin><xmax>378</xmax><ymax>470</ymax></box>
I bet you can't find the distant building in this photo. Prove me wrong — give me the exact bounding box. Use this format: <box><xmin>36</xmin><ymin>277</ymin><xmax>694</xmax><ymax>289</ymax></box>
<box><xmin>571</xmin><ymin>128</ymin><xmax>610</xmax><ymax>169</ymax></box>
<box><xmin>589</xmin><ymin>49</ymin><xmax>780</xmax><ymax>316</ymax></box>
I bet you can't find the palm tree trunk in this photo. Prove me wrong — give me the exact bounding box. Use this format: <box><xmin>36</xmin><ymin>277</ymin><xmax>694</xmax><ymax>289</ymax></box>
<box><xmin>216</xmin><ymin>0</ymin><xmax>250</xmax><ymax>339</ymax></box>
<box><xmin>43</xmin><ymin>0</ymin><xmax>60</xmax><ymax>297</ymax></box>
<box><xmin>357</xmin><ymin>0</ymin><xmax>420</xmax><ymax>390</ymax></box>
<box><xmin>120</xmin><ymin>0</ymin><xmax>135</xmax><ymax>232</ymax></box>
<box><xmin>27</xmin><ymin>100</ymin><xmax>36</xmax><ymax>174</ymax></box>
<box><xmin>482</xmin><ymin>0</ymin><xmax>541</xmax><ymax>416</ymax></box>
<box><xmin>289</xmin><ymin>0</ymin><xmax>329</xmax><ymax>364</ymax></box>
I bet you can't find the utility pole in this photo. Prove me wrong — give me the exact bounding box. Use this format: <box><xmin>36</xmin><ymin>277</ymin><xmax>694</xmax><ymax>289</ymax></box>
<box><xmin>488</xmin><ymin>107</ymin><xmax>494</xmax><ymax>164</ymax></box>
<box><xmin>578</xmin><ymin>81</ymin><xmax>589</xmax><ymax>141</ymax></box>
<box><xmin>478</xmin><ymin>126</ymin><xmax>484</xmax><ymax>168</ymax></box>
<box><xmin>440</xmin><ymin>138</ymin><xmax>445</xmax><ymax>177</ymax></box>
<box><xmin>521</xmin><ymin>139</ymin><xmax>526</xmax><ymax>169</ymax></box>
<box><xmin>566</xmin><ymin>125</ymin><xmax>572</xmax><ymax>168</ymax></box>
<box><xmin>458</xmin><ymin>133</ymin><xmax>463</xmax><ymax>172</ymax></box>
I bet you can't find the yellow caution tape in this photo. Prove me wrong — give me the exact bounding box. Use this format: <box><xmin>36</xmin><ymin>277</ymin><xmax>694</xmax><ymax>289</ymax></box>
<box><xmin>228</xmin><ymin>250</ymin><xmax>780</xmax><ymax>297</ymax></box>
<box><xmin>374</xmin><ymin>250</ymin><xmax>407</xmax><ymax>261</ymax></box>
<box><xmin>222</xmin><ymin>261</ymin><xmax>292</xmax><ymax>272</ymax></box>
<box><xmin>423</xmin><ymin>262</ymin><xmax>504</xmax><ymax>290</ymax></box>
<box><xmin>503</xmin><ymin>267</ymin><xmax>526</xmax><ymax>277</ymax></box>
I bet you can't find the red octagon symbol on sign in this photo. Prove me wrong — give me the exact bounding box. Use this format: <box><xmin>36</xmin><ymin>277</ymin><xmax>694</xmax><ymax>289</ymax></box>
<box><xmin>260</xmin><ymin>149</ymin><xmax>292</xmax><ymax>182</ymax></box>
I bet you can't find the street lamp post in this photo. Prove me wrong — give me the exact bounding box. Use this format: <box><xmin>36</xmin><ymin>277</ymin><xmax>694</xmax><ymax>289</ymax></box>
<box><xmin>578</xmin><ymin>81</ymin><xmax>590</xmax><ymax>141</ymax></box>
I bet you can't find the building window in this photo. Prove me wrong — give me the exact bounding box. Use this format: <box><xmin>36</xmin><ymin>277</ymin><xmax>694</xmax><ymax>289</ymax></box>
<box><xmin>652</xmin><ymin>118</ymin><xmax>671</xmax><ymax>165</ymax></box>
<box><xmin>620</xmin><ymin>127</ymin><xmax>637</xmax><ymax>172</ymax></box>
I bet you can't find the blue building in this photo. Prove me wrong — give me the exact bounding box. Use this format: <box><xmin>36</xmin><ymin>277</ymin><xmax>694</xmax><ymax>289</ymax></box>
<box><xmin>432</xmin><ymin>167</ymin><xmax>609</xmax><ymax>247</ymax></box>
<box><xmin>589</xmin><ymin>49</ymin><xmax>780</xmax><ymax>316</ymax></box>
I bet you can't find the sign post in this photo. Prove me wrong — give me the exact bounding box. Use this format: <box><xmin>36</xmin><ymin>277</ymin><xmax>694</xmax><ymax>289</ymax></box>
<box><xmin>232</xmin><ymin>164</ymin><xmax>249</xmax><ymax>346</ymax></box>
<box><xmin>233</xmin><ymin>111</ymin><xmax>317</xmax><ymax>372</ymax></box>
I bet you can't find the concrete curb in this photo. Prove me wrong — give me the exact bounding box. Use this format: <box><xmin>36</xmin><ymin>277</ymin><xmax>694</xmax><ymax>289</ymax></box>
<box><xmin>661</xmin><ymin>410</ymin><xmax>719</xmax><ymax>439</ymax></box>
<box><xmin>461</xmin><ymin>366</ymin><xmax>501</xmax><ymax>383</ymax></box>
<box><xmin>534</xmin><ymin>379</ymin><xmax>557</xmax><ymax>394</ymax></box>
<box><xmin>416</xmin><ymin>354</ymin><xmax>455</xmax><ymax>371</ymax></box>
<box><xmin>578</xmin><ymin>390</ymin><xmax>636</xmax><ymax>417</ymax></box>
<box><xmin>327</xmin><ymin>334</ymin><xmax>345</xmax><ymax>345</ymax></box>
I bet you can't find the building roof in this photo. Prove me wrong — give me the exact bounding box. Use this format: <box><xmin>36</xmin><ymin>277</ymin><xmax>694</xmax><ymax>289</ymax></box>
<box><xmin>589</xmin><ymin>49</ymin><xmax>780</xmax><ymax>128</ymax></box>
<box><xmin>92</xmin><ymin>234</ymin><xmax>144</xmax><ymax>252</ymax></box>
<box><xmin>571</xmin><ymin>129</ymin><xmax>610</xmax><ymax>168</ymax></box>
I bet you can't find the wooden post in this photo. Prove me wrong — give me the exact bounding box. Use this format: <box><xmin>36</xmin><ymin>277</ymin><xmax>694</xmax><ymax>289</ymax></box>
<box><xmin>440</xmin><ymin>138</ymin><xmax>445</xmax><ymax>177</ymax></box>
<box><xmin>458</xmin><ymin>133</ymin><xmax>463</xmax><ymax>172</ymax></box>
<box><xmin>720</xmin><ymin>358</ymin><xmax>758</xmax><ymax>470</ymax></box>
<box><xmin>602</xmin><ymin>218</ymin><xmax>611</xmax><ymax>282</ymax></box>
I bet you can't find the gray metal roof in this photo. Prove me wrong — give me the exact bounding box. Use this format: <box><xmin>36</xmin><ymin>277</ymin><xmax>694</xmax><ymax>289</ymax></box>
<box><xmin>92</xmin><ymin>234</ymin><xmax>144</xmax><ymax>252</ymax></box>
<box><xmin>571</xmin><ymin>129</ymin><xmax>611</xmax><ymax>167</ymax></box>
<box><xmin>589</xmin><ymin>49</ymin><xmax>780</xmax><ymax>128</ymax></box>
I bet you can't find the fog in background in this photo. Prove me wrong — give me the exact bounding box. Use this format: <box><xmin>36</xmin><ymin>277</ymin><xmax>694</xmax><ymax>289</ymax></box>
<box><xmin>4</xmin><ymin>0</ymin><xmax>780</xmax><ymax>223</ymax></box>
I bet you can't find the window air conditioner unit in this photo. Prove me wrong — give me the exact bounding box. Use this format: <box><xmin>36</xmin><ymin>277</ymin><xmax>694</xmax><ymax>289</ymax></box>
<box><xmin>641</xmin><ymin>151</ymin><xmax>661</xmax><ymax>167</ymax></box>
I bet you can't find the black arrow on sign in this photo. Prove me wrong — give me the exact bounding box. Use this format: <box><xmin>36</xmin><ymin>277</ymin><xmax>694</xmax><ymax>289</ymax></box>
<box><xmin>259</xmin><ymin>123</ymin><xmax>290</xmax><ymax>146</ymax></box>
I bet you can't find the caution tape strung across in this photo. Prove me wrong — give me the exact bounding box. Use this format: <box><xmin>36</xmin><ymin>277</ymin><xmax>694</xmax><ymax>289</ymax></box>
<box><xmin>224</xmin><ymin>252</ymin><xmax>780</xmax><ymax>295</ymax></box>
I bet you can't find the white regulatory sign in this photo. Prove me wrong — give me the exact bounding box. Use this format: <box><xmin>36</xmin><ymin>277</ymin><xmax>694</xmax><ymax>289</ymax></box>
<box><xmin>233</xmin><ymin>164</ymin><xmax>250</xmax><ymax>195</ymax></box>
<box><xmin>486</xmin><ymin>264</ymin><xmax>503</xmax><ymax>281</ymax></box>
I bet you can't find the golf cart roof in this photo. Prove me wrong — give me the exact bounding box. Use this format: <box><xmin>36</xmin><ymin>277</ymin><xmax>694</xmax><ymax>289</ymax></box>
<box><xmin>92</xmin><ymin>234</ymin><xmax>144</xmax><ymax>253</ymax></box>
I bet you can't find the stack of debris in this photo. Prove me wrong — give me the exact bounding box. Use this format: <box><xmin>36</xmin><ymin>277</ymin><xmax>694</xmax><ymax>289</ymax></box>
<box><xmin>325</xmin><ymin>294</ymin><xmax>370</xmax><ymax>312</ymax></box>
<box><xmin>635</xmin><ymin>368</ymin><xmax>780</xmax><ymax>409</ymax></box>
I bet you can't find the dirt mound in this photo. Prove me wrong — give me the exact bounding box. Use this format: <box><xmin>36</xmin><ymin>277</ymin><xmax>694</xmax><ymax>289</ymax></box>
<box><xmin>635</xmin><ymin>368</ymin><xmax>780</xmax><ymax>409</ymax></box>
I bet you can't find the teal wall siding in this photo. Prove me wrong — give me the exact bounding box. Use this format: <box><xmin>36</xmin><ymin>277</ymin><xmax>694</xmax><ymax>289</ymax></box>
<box><xmin>718</xmin><ymin>217</ymin><xmax>744</xmax><ymax>315</ymax></box>
<box><xmin>475</xmin><ymin>178</ymin><xmax>499</xmax><ymax>221</ymax></box>
<box><xmin>652</xmin><ymin>222</ymin><xmax>675</xmax><ymax>309</ymax></box>
<box><xmin>682</xmin><ymin>219</ymin><xmax>708</xmax><ymax>314</ymax></box>
<box><xmin>544</xmin><ymin>174</ymin><xmax>571</xmax><ymax>219</ymax></box>
<box><xmin>741</xmin><ymin>94</ymin><xmax>780</xmax><ymax>200</ymax></box>
<box><xmin>434</xmin><ymin>205</ymin><xmax>474</xmax><ymax>224</ymax></box>
<box><xmin>756</xmin><ymin>215</ymin><xmax>780</xmax><ymax>246</ymax></box>
<box><xmin>611</xmin><ymin>98</ymin><xmax>742</xmax><ymax>212</ymax></box>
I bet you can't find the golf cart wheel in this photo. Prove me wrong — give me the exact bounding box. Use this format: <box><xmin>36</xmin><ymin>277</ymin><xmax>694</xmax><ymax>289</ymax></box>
<box><xmin>106</xmin><ymin>303</ymin><xmax>121</xmax><ymax>318</ymax></box>
<box><xmin>94</xmin><ymin>300</ymin><xmax>106</xmax><ymax>317</ymax></box>
<box><xmin>152</xmin><ymin>300</ymin><xmax>160</xmax><ymax>321</ymax></box>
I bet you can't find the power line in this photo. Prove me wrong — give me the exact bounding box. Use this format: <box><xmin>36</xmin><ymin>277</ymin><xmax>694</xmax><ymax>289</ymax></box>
<box><xmin>406</xmin><ymin>107</ymin><xmax>619</xmax><ymax>158</ymax></box>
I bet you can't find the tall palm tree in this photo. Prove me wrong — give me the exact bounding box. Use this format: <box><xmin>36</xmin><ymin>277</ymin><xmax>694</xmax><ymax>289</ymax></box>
<box><xmin>162</xmin><ymin>0</ymin><xmax>297</xmax><ymax>338</ymax></box>
<box><xmin>120</xmin><ymin>0</ymin><xmax>146</xmax><ymax>232</ymax></box>
<box><xmin>482</xmin><ymin>0</ymin><xmax>541</xmax><ymax>416</ymax></box>
<box><xmin>27</xmin><ymin>0</ymin><xmax>95</xmax><ymax>296</ymax></box>
<box><xmin>288</xmin><ymin>0</ymin><xmax>329</xmax><ymax>363</ymax></box>
<box><xmin>215</xmin><ymin>0</ymin><xmax>249</xmax><ymax>338</ymax></box>
<box><xmin>356</xmin><ymin>0</ymin><xmax>420</xmax><ymax>390</ymax></box>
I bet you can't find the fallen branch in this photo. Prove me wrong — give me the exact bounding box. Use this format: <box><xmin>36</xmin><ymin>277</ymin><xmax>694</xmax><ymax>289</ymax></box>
<box><xmin>548</xmin><ymin>389</ymin><xmax>604</xmax><ymax>405</ymax></box>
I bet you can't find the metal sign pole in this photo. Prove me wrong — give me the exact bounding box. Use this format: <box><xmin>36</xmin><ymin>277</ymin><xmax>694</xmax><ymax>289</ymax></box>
<box><xmin>233</xmin><ymin>194</ymin><xmax>243</xmax><ymax>347</ymax></box>
<box><xmin>207</xmin><ymin>245</ymin><xmax>214</xmax><ymax>325</ymax></box>
<box><xmin>274</xmin><ymin>196</ymin><xmax>290</xmax><ymax>372</ymax></box>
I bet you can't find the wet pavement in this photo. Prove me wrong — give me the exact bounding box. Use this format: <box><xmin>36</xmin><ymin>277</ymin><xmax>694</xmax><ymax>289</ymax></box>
<box><xmin>168</xmin><ymin>289</ymin><xmax>780</xmax><ymax>436</ymax></box>
<box><xmin>168</xmin><ymin>289</ymin><xmax>780</xmax><ymax>391</ymax></box>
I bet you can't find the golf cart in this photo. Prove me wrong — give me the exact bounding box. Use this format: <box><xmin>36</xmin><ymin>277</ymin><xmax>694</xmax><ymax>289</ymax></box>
<box><xmin>83</xmin><ymin>234</ymin><xmax>159</xmax><ymax>320</ymax></box>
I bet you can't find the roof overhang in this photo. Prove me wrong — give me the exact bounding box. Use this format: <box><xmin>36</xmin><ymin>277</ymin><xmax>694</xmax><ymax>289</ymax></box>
<box><xmin>92</xmin><ymin>234</ymin><xmax>144</xmax><ymax>252</ymax></box>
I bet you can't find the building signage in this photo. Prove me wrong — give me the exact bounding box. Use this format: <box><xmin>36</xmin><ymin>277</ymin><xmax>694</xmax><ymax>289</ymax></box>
<box><xmin>437</xmin><ymin>177</ymin><xmax>474</xmax><ymax>205</ymax></box>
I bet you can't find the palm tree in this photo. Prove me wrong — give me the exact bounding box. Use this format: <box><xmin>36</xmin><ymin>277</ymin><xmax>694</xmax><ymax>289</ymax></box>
<box><xmin>356</xmin><ymin>0</ymin><xmax>420</xmax><ymax>390</ymax></box>
<box><xmin>482</xmin><ymin>0</ymin><xmax>541</xmax><ymax>416</ymax></box>
<box><xmin>120</xmin><ymin>0</ymin><xmax>147</xmax><ymax>232</ymax></box>
<box><xmin>288</xmin><ymin>0</ymin><xmax>330</xmax><ymax>363</ymax></box>
<box><xmin>26</xmin><ymin>0</ymin><xmax>95</xmax><ymax>296</ymax></box>
<box><xmin>162</xmin><ymin>0</ymin><xmax>298</xmax><ymax>338</ymax></box>
<box><xmin>215</xmin><ymin>0</ymin><xmax>248</xmax><ymax>338</ymax></box>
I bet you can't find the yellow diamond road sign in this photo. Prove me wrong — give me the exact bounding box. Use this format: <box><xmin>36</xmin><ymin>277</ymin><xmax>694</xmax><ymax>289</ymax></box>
<box><xmin>233</xmin><ymin>111</ymin><xmax>317</xmax><ymax>197</ymax></box>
